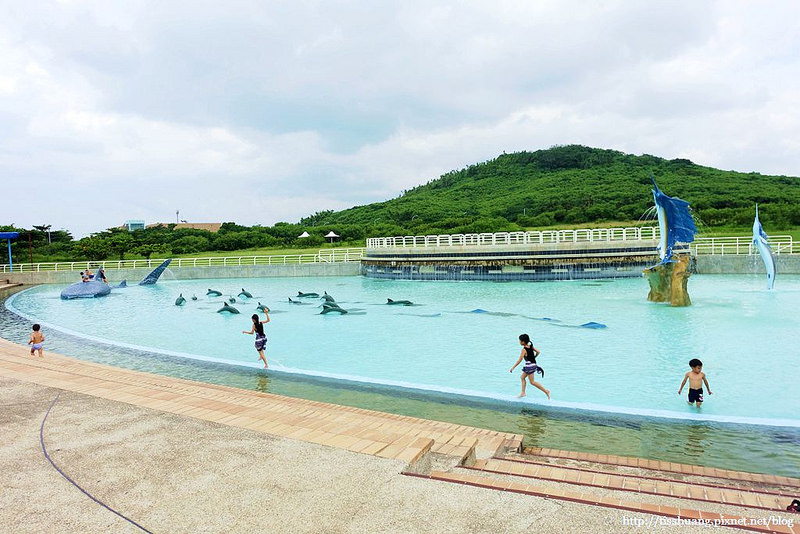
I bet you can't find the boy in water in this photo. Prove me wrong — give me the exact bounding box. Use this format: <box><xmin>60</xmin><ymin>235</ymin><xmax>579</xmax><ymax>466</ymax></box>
<box><xmin>28</xmin><ymin>324</ymin><xmax>45</xmax><ymax>357</ymax></box>
<box><xmin>678</xmin><ymin>358</ymin><xmax>712</xmax><ymax>406</ymax></box>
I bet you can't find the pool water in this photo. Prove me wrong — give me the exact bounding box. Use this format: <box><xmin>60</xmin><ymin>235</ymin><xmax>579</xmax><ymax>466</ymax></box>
<box><xmin>2</xmin><ymin>282</ymin><xmax>799</xmax><ymax>479</ymax></box>
<box><xmin>6</xmin><ymin>274</ymin><xmax>799</xmax><ymax>426</ymax></box>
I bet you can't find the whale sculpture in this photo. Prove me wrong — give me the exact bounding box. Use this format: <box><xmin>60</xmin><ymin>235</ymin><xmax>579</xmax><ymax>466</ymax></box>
<box><xmin>297</xmin><ymin>291</ymin><xmax>319</xmax><ymax>298</ymax></box>
<box><xmin>138</xmin><ymin>259</ymin><xmax>172</xmax><ymax>285</ymax></box>
<box><xmin>320</xmin><ymin>303</ymin><xmax>348</xmax><ymax>314</ymax></box>
<box><xmin>238</xmin><ymin>288</ymin><xmax>253</xmax><ymax>298</ymax></box>
<box><xmin>643</xmin><ymin>177</ymin><xmax>697</xmax><ymax>307</ymax></box>
<box><xmin>387</xmin><ymin>298</ymin><xmax>413</xmax><ymax>305</ymax></box>
<box><xmin>752</xmin><ymin>205</ymin><xmax>776</xmax><ymax>290</ymax></box>
<box><xmin>207</xmin><ymin>289</ymin><xmax>222</xmax><ymax>296</ymax></box>
<box><xmin>216</xmin><ymin>302</ymin><xmax>240</xmax><ymax>314</ymax></box>
<box><xmin>61</xmin><ymin>259</ymin><xmax>171</xmax><ymax>299</ymax></box>
<box><xmin>175</xmin><ymin>293</ymin><xmax>186</xmax><ymax>306</ymax></box>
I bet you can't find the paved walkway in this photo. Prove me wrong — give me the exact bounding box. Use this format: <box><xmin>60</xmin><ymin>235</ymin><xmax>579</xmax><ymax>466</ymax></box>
<box><xmin>1</xmin><ymin>339</ymin><xmax>798</xmax><ymax>533</ymax></box>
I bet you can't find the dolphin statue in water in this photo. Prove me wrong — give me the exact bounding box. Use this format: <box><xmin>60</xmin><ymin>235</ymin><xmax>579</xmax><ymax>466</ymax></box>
<box><xmin>256</xmin><ymin>302</ymin><xmax>270</xmax><ymax>312</ymax></box>
<box><xmin>387</xmin><ymin>298</ymin><xmax>413</xmax><ymax>305</ymax></box>
<box><xmin>752</xmin><ymin>205</ymin><xmax>776</xmax><ymax>290</ymax></box>
<box><xmin>175</xmin><ymin>293</ymin><xmax>186</xmax><ymax>306</ymax></box>
<box><xmin>651</xmin><ymin>176</ymin><xmax>697</xmax><ymax>263</ymax></box>
<box><xmin>207</xmin><ymin>289</ymin><xmax>223</xmax><ymax>296</ymax></box>
<box><xmin>321</xmin><ymin>293</ymin><xmax>336</xmax><ymax>303</ymax></box>
<box><xmin>191</xmin><ymin>294</ymin><xmax>198</xmax><ymax>301</ymax></box>
<box><xmin>297</xmin><ymin>291</ymin><xmax>319</xmax><ymax>298</ymax></box>
<box><xmin>320</xmin><ymin>303</ymin><xmax>348</xmax><ymax>314</ymax></box>
<box><xmin>228</xmin><ymin>296</ymin><xmax>236</xmax><ymax>304</ymax></box>
<box><xmin>61</xmin><ymin>259</ymin><xmax>171</xmax><ymax>299</ymax></box>
<box><xmin>287</xmin><ymin>297</ymin><xmax>304</xmax><ymax>304</ymax></box>
<box><xmin>238</xmin><ymin>288</ymin><xmax>253</xmax><ymax>298</ymax></box>
<box><xmin>216</xmin><ymin>302</ymin><xmax>240</xmax><ymax>314</ymax></box>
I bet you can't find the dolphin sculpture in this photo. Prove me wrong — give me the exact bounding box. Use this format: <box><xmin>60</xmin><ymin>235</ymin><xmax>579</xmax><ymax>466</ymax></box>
<box><xmin>61</xmin><ymin>259</ymin><xmax>171</xmax><ymax>299</ymax></box>
<box><xmin>651</xmin><ymin>176</ymin><xmax>697</xmax><ymax>263</ymax></box>
<box><xmin>113</xmin><ymin>280</ymin><xmax>127</xmax><ymax>288</ymax></box>
<box><xmin>238</xmin><ymin>288</ymin><xmax>253</xmax><ymax>298</ymax></box>
<box><xmin>320</xmin><ymin>303</ymin><xmax>348</xmax><ymax>314</ymax></box>
<box><xmin>207</xmin><ymin>289</ymin><xmax>223</xmax><ymax>296</ymax></box>
<box><xmin>256</xmin><ymin>302</ymin><xmax>270</xmax><ymax>312</ymax></box>
<box><xmin>387</xmin><ymin>298</ymin><xmax>413</xmax><ymax>305</ymax></box>
<box><xmin>216</xmin><ymin>302</ymin><xmax>240</xmax><ymax>314</ymax></box>
<box><xmin>321</xmin><ymin>293</ymin><xmax>336</xmax><ymax>303</ymax></box>
<box><xmin>287</xmin><ymin>297</ymin><xmax>304</xmax><ymax>304</ymax></box>
<box><xmin>752</xmin><ymin>205</ymin><xmax>776</xmax><ymax>290</ymax></box>
<box><xmin>191</xmin><ymin>294</ymin><xmax>198</xmax><ymax>301</ymax></box>
<box><xmin>297</xmin><ymin>291</ymin><xmax>319</xmax><ymax>298</ymax></box>
<box><xmin>175</xmin><ymin>294</ymin><xmax>186</xmax><ymax>306</ymax></box>
<box><xmin>228</xmin><ymin>296</ymin><xmax>236</xmax><ymax>304</ymax></box>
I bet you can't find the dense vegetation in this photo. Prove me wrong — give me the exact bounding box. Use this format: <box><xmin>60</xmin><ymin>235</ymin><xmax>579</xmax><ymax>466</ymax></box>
<box><xmin>3</xmin><ymin>145</ymin><xmax>799</xmax><ymax>263</ymax></box>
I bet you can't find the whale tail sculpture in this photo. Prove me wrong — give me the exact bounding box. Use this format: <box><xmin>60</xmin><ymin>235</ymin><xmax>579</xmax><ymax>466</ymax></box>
<box><xmin>643</xmin><ymin>176</ymin><xmax>698</xmax><ymax>307</ymax></box>
<box><xmin>138</xmin><ymin>259</ymin><xmax>172</xmax><ymax>285</ymax></box>
<box><xmin>752</xmin><ymin>205</ymin><xmax>776</xmax><ymax>290</ymax></box>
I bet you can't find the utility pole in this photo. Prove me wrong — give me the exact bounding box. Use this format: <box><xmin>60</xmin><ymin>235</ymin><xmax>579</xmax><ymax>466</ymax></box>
<box><xmin>176</xmin><ymin>210</ymin><xmax>179</xmax><ymax>223</ymax></box>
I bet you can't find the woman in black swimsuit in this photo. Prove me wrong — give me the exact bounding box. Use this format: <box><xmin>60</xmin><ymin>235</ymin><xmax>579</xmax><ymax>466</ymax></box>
<box><xmin>242</xmin><ymin>310</ymin><xmax>270</xmax><ymax>368</ymax></box>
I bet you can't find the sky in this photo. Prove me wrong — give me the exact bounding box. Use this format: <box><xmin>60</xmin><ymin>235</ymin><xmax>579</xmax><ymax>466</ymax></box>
<box><xmin>2</xmin><ymin>0</ymin><xmax>799</xmax><ymax>238</ymax></box>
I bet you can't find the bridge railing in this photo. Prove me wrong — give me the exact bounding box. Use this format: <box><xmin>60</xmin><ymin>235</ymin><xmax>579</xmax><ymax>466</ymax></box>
<box><xmin>0</xmin><ymin>248</ymin><xmax>366</xmax><ymax>273</ymax></box>
<box><xmin>690</xmin><ymin>236</ymin><xmax>797</xmax><ymax>255</ymax></box>
<box><xmin>367</xmin><ymin>226</ymin><xmax>660</xmax><ymax>249</ymax></box>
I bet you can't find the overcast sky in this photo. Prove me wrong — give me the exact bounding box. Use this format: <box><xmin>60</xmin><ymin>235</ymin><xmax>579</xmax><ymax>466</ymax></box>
<box><xmin>2</xmin><ymin>1</ymin><xmax>799</xmax><ymax>237</ymax></box>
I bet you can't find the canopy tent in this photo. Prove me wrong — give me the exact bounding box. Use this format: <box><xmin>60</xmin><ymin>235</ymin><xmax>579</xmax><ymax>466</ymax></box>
<box><xmin>324</xmin><ymin>231</ymin><xmax>339</xmax><ymax>243</ymax></box>
<box><xmin>297</xmin><ymin>231</ymin><xmax>310</xmax><ymax>238</ymax></box>
<box><xmin>0</xmin><ymin>232</ymin><xmax>19</xmax><ymax>272</ymax></box>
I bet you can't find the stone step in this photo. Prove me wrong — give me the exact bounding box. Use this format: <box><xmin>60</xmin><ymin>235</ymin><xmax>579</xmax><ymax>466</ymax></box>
<box><xmin>523</xmin><ymin>447</ymin><xmax>800</xmax><ymax>489</ymax></box>
<box><xmin>405</xmin><ymin>470</ymin><xmax>799</xmax><ymax>534</ymax></box>
<box><xmin>468</xmin><ymin>458</ymin><xmax>789</xmax><ymax>512</ymax></box>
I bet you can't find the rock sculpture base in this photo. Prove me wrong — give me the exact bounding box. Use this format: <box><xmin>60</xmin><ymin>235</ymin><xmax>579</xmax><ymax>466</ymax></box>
<box><xmin>643</xmin><ymin>254</ymin><xmax>692</xmax><ymax>307</ymax></box>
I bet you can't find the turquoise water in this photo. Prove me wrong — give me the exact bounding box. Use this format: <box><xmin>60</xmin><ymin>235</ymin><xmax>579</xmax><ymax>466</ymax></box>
<box><xmin>6</xmin><ymin>274</ymin><xmax>799</xmax><ymax>426</ymax></box>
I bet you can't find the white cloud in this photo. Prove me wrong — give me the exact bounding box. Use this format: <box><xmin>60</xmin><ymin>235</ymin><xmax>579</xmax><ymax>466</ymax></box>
<box><xmin>1</xmin><ymin>0</ymin><xmax>799</xmax><ymax>237</ymax></box>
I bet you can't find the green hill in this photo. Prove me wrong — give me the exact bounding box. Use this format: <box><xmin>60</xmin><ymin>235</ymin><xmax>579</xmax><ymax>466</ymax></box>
<box><xmin>301</xmin><ymin>145</ymin><xmax>800</xmax><ymax>237</ymax></box>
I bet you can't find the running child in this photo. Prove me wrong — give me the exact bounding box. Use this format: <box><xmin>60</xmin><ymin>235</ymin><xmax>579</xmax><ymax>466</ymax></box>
<box><xmin>242</xmin><ymin>310</ymin><xmax>270</xmax><ymax>368</ymax></box>
<box><xmin>509</xmin><ymin>333</ymin><xmax>550</xmax><ymax>399</ymax></box>
<box><xmin>678</xmin><ymin>358</ymin><xmax>712</xmax><ymax>406</ymax></box>
<box><xmin>28</xmin><ymin>324</ymin><xmax>45</xmax><ymax>357</ymax></box>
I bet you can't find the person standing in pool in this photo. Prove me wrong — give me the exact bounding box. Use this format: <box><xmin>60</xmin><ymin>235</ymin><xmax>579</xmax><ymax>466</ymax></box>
<box><xmin>242</xmin><ymin>310</ymin><xmax>270</xmax><ymax>368</ymax></box>
<box><xmin>678</xmin><ymin>358</ymin><xmax>712</xmax><ymax>406</ymax></box>
<box><xmin>28</xmin><ymin>324</ymin><xmax>45</xmax><ymax>357</ymax></box>
<box><xmin>509</xmin><ymin>333</ymin><xmax>550</xmax><ymax>399</ymax></box>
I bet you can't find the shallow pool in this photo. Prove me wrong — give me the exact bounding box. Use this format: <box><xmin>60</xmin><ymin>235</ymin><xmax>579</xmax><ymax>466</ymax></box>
<box><xmin>6</xmin><ymin>274</ymin><xmax>799</xmax><ymax>427</ymax></box>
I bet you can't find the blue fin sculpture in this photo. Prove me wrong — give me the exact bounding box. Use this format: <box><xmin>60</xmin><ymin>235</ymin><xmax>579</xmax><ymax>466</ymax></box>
<box><xmin>138</xmin><ymin>259</ymin><xmax>172</xmax><ymax>285</ymax></box>
<box><xmin>752</xmin><ymin>205</ymin><xmax>776</xmax><ymax>290</ymax></box>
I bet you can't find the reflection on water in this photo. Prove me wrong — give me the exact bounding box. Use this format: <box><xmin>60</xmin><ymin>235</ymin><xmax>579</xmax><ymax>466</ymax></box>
<box><xmin>2</xmin><ymin>286</ymin><xmax>799</xmax><ymax>479</ymax></box>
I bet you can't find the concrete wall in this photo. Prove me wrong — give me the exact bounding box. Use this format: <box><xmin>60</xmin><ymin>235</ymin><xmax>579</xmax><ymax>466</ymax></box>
<box><xmin>695</xmin><ymin>255</ymin><xmax>800</xmax><ymax>274</ymax></box>
<box><xmin>3</xmin><ymin>262</ymin><xmax>362</xmax><ymax>286</ymax></box>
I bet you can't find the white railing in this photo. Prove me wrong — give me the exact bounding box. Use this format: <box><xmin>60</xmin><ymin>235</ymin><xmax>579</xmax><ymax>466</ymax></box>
<box><xmin>0</xmin><ymin>248</ymin><xmax>366</xmax><ymax>273</ymax></box>
<box><xmin>691</xmin><ymin>236</ymin><xmax>798</xmax><ymax>255</ymax></box>
<box><xmin>367</xmin><ymin>226</ymin><xmax>660</xmax><ymax>248</ymax></box>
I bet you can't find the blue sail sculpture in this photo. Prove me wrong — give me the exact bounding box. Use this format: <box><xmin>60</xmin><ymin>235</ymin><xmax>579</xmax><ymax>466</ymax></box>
<box><xmin>651</xmin><ymin>176</ymin><xmax>697</xmax><ymax>263</ymax></box>
<box><xmin>752</xmin><ymin>205</ymin><xmax>776</xmax><ymax>290</ymax></box>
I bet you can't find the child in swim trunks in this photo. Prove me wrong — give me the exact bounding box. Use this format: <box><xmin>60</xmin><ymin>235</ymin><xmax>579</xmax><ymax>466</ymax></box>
<box><xmin>678</xmin><ymin>358</ymin><xmax>712</xmax><ymax>406</ymax></box>
<box><xmin>242</xmin><ymin>310</ymin><xmax>270</xmax><ymax>368</ymax></box>
<box><xmin>28</xmin><ymin>324</ymin><xmax>45</xmax><ymax>357</ymax></box>
<box><xmin>509</xmin><ymin>333</ymin><xmax>550</xmax><ymax>399</ymax></box>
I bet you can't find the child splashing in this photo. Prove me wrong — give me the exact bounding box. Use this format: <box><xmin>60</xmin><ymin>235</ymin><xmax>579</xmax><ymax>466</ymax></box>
<box><xmin>509</xmin><ymin>333</ymin><xmax>550</xmax><ymax>399</ymax></box>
